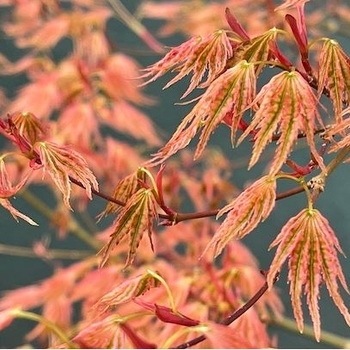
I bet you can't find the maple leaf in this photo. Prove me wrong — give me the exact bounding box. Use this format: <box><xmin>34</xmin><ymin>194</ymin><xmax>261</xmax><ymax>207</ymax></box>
<box><xmin>11</xmin><ymin>111</ymin><xmax>49</xmax><ymax>144</ymax></box>
<box><xmin>8</xmin><ymin>71</ymin><xmax>61</xmax><ymax>120</ymax></box>
<box><xmin>99</xmin><ymin>188</ymin><xmax>158</xmax><ymax>268</ymax></box>
<box><xmin>268</xmin><ymin>208</ymin><xmax>350</xmax><ymax>341</ymax></box>
<box><xmin>0</xmin><ymin>156</ymin><xmax>31</xmax><ymax>199</ymax></box>
<box><xmin>33</xmin><ymin>141</ymin><xmax>99</xmax><ymax>210</ymax></box>
<box><xmin>202</xmin><ymin>175</ymin><xmax>276</xmax><ymax>258</ymax></box>
<box><xmin>0</xmin><ymin>198</ymin><xmax>38</xmax><ymax>226</ymax></box>
<box><xmin>238</xmin><ymin>70</ymin><xmax>324</xmax><ymax>175</ymax></box>
<box><xmin>104</xmin><ymin>101</ymin><xmax>162</xmax><ymax>147</ymax></box>
<box><xmin>98</xmin><ymin>169</ymin><xmax>144</xmax><ymax>219</ymax></box>
<box><xmin>141</xmin><ymin>29</ymin><xmax>234</xmax><ymax>98</ymax></box>
<box><xmin>317</xmin><ymin>39</ymin><xmax>350</xmax><ymax>121</ymax></box>
<box><xmin>94</xmin><ymin>271</ymin><xmax>160</xmax><ymax>312</ymax></box>
<box><xmin>0</xmin><ymin>156</ymin><xmax>37</xmax><ymax>225</ymax></box>
<box><xmin>233</xmin><ymin>28</ymin><xmax>279</xmax><ymax>74</ymax></box>
<box><xmin>326</xmin><ymin>107</ymin><xmax>350</xmax><ymax>156</ymax></box>
<box><xmin>100</xmin><ymin>53</ymin><xmax>154</xmax><ymax>105</ymax></box>
<box><xmin>72</xmin><ymin>314</ymin><xmax>130</xmax><ymax>349</ymax></box>
<box><xmin>149</xmin><ymin>60</ymin><xmax>256</xmax><ymax>166</ymax></box>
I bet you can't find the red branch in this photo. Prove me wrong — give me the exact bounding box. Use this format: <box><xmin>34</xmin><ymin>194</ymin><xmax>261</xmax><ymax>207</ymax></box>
<box><xmin>70</xmin><ymin>176</ymin><xmax>305</xmax><ymax>223</ymax></box>
<box><xmin>174</xmin><ymin>271</ymin><xmax>280</xmax><ymax>349</ymax></box>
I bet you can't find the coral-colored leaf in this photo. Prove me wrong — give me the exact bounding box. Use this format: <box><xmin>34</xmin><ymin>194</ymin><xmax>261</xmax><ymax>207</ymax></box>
<box><xmin>149</xmin><ymin>60</ymin><xmax>256</xmax><ymax>165</ymax></box>
<box><xmin>101</xmin><ymin>53</ymin><xmax>155</xmax><ymax>105</ymax></box>
<box><xmin>268</xmin><ymin>208</ymin><xmax>350</xmax><ymax>341</ymax></box>
<box><xmin>326</xmin><ymin>107</ymin><xmax>350</xmax><ymax>155</ymax></box>
<box><xmin>234</xmin><ymin>28</ymin><xmax>279</xmax><ymax>74</ymax></box>
<box><xmin>239</xmin><ymin>70</ymin><xmax>324</xmax><ymax>175</ymax></box>
<box><xmin>317</xmin><ymin>39</ymin><xmax>350</xmax><ymax>121</ymax></box>
<box><xmin>0</xmin><ymin>157</ymin><xmax>31</xmax><ymax>198</ymax></box>
<box><xmin>203</xmin><ymin>175</ymin><xmax>276</xmax><ymax>258</ymax></box>
<box><xmin>99</xmin><ymin>188</ymin><xmax>158</xmax><ymax>268</ymax></box>
<box><xmin>98</xmin><ymin>169</ymin><xmax>144</xmax><ymax>219</ymax></box>
<box><xmin>0</xmin><ymin>157</ymin><xmax>37</xmax><ymax>225</ymax></box>
<box><xmin>95</xmin><ymin>272</ymin><xmax>160</xmax><ymax>312</ymax></box>
<box><xmin>34</xmin><ymin>141</ymin><xmax>98</xmax><ymax>210</ymax></box>
<box><xmin>12</xmin><ymin>111</ymin><xmax>49</xmax><ymax>144</ymax></box>
<box><xmin>0</xmin><ymin>198</ymin><xmax>38</xmax><ymax>225</ymax></box>
<box><xmin>72</xmin><ymin>314</ymin><xmax>126</xmax><ymax>349</ymax></box>
<box><xmin>142</xmin><ymin>30</ymin><xmax>234</xmax><ymax>98</ymax></box>
<box><xmin>104</xmin><ymin>101</ymin><xmax>162</xmax><ymax>147</ymax></box>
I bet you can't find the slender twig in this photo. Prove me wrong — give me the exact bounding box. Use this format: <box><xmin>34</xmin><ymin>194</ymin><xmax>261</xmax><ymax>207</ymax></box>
<box><xmin>174</xmin><ymin>272</ymin><xmax>280</xmax><ymax>349</ymax></box>
<box><xmin>323</xmin><ymin>144</ymin><xmax>350</xmax><ymax>178</ymax></box>
<box><xmin>71</xmin><ymin>176</ymin><xmax>305</xmax><ymax>223</ymax></box>
<box><xmin>11</xmin><ymin>309</ymin><xmax>78</xmax><ymax>348</ymax></box>
<box><xmin>19</xmin><ymin>189</ymin><xmax>101</xmax><ymax>251</ymax></box>
<box><xmin>107</xmin><ymin>0</ymin><xmax>164</xmax><ymax>53</ymax></box>
<box><xmin>0</xmin><ymin>243</ymin><xmax>92</xmax><ymax>259</ymax></box>
<box><xmin>271</xmin><ymin>127</ymin><xmax>325</xmax><ymax>142</ymax></box>
<box><xmin>70</xmin><ymin>177</ymin><xmax>126</xmax><ymax>207</ymax></box>
<box><xmin>310</xmin><ymin>144</ymin><xmax>350</xmax><ymax>203</ymax></box>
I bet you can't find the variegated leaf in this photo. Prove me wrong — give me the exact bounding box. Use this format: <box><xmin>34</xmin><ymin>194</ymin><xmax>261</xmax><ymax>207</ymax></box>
<box><xmin>149</xmin><ymin>60</ymin><xmax>256</xmax><ymax>166</ymax></box>
<box><xmin>142</xmin><ymin>30</ymin><xmax>234</xmax><ymax>98</ymax></box>
<box><xmin>202</xmin><ymin>175</ymin><xmax>276</xmax><ymax>258</ymax></box>
<box><xmin>34</xmin><ymin>141</ymin><xmax>99</xmax><ymax>210</ymax></box>
<box><xmin>238</xmin><ymin>70</ymin><xmax>324</xmax><ymax>175</ymax></box>
<box><xmin>327</xmin><ymin>107</ymin><xmax>350</xmax><ymax>155</ymax></box>
<box><xmin>99</xmin><ymin>188</ymin><xmax>158</xmax><ymax>268</ymax></box>
<box><xmin>98</xmin><ymin>169</ymin><xmax>144</xmax><ymax>218</ymax></box>
<box><xmin>12</xmin><ymin>111</ymin><xmax>49</xmax><ymax>144</ymax></box>
<box><xmin>233</xmin><ymin>28</ymin><xmax>279</xmax><ymax>74</ymax></box>
<box><xmin>95</xmin><ymin>272</ymin><xmax>160</xmax><ymax>311</ymax></box>
<box><xmin>317</xmin><ymin>39</ymin><xmax>350</xmax><ymax>121</ymax></box>
<box><xmin>268</xmin><ymin>208</ymin><xmax>350</xmax><ymax>341</ymax></box>
<box><xmin>0</xmin><ymin>198</ymin><xmax>38</xmax><ymax>226</ymax></box>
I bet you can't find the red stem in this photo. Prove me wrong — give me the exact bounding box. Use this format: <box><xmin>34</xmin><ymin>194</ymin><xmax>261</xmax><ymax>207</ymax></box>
<box><xmin>70</xmin><ymin>176</ymin><xmax>305</xmax><ymax>223</ymax></box>
<box><xmin>174</xmin><ymin>272</ymin><xmax>280</xmax><ymax>349</ymax></box>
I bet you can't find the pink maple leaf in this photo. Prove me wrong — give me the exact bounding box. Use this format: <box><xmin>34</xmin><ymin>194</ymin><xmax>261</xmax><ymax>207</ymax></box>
<box><xmin>268</xmin><ymin>208</ymin><xmax>350</xmax><ymax>341</ymax></box>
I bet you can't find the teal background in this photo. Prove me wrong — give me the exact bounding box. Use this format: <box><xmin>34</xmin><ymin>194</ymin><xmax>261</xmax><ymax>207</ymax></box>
<box><xmin>1</xmin><ymin>1</ymin><xmax>350</xmax><ymax>348</ymax></box>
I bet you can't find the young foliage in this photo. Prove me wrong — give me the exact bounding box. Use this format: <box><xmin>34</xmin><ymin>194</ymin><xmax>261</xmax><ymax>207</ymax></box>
<box><xmin>150</xmin><ymin>60</ymin><xmax>256</xmax><ymax>165</ymax></box>
<box><xmin>95</xmin><ymin>271</ymin><xmax>160</xmax><ymax>311</ymax></box>
<box><xmin>326</xmin><ymin>107</ymin><xmax>350</xmax><ymax>154</ymax></box>
<box><xmin>233</xmin><ymin>27</ymin><xmax>279</xmax><ymax>74</ymax></box>
<box><xmin>0</xmin><ymin>156</ymin><xmax>37</xmax><ymax>225</ymax></box>
<box><xmin>99</xmin><ymin>188</ymin><xmax>159</xmax><ymax>268</ymax></box>
<box><xmin>33</xmin><ymin>141</ymin><xmax>99</xmax><ymax>210</ymax></box>
<box><xmin>317</xmin><ymin>39</ymin><xmax>350</xmax><ymax>121</ymax></box>
<box><xmin>98</xmin><ymin>169</ymin><xmax>145</xmax><ymax>218</ymax></box>
<box><xmin>141</xmin><ymin>29</ymin><xmax>234</xmax><ymax>98</ymax></box>
<box><xmin>2</xmin><ymin>0</ymin><xmax>350</xmax><ymax>348</ymax></box>
<box><xmin>268</xmin><ymin>208</ymin><xmax>350</xmax><ymax>341</ymax></box>
<box><xmin>238</xmin><ymin>70</ymin><xmax>324</xmax><ymax>175</ymax></box>
<box><xmin>203</xmin><ymin>175</ymin><xmax>276</xmax><ymax>258</ymax></box>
